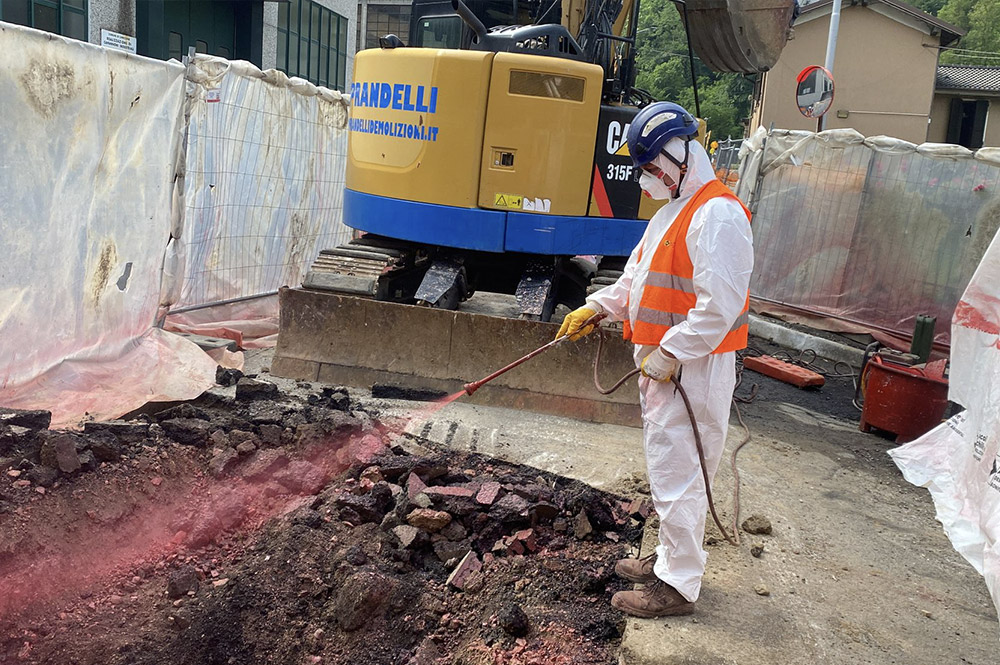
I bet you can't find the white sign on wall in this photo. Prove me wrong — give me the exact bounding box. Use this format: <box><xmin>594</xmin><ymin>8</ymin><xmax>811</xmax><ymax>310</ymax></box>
<box><xmin>100</xmin><ymin>29</ymin><xmax>137</xmax><ymax>54</ymax></box>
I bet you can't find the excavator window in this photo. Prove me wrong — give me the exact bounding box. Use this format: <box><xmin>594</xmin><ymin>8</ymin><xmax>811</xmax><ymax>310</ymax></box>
<box><xmin>414</xmin><ymin>15</ymin><xmax>464</xmax><ymax>47</ymax></box>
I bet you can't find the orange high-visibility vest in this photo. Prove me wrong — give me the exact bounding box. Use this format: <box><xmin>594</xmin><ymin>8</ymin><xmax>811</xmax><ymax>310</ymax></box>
<box><xmin>623</xmin><ymin>179</ymin><xmax>751</xmax><ymax>353</ymax></box>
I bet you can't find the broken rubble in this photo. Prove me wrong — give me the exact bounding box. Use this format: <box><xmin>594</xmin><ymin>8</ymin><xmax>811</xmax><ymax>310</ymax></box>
<box><xmin>626</xmin><ymin>498</ymin><xmax>654</xmax><ymax>520</ymax></box>
<box><xmin>0</xmin><ymin>425</ymin><xmax>32</xmax><ymax>454</ymax></box>
<box><xmin>273</xmin><ymin>460</ymin><xmax>327</xmax><ymax>495</ymax></box>
<box><xmin>337</xmin><ymin>494</ymin><xmax>384</xmax><ymax>524</ymax></box>
<box><xmin>154</xmin><ymin>404</ymin><xmax>211</xmax><ymax>422</ymax></box>
<box><xmin>166</xmin><ymin>566</ymin><xmax>200</xmax><ymax>599</ymax></box>
<box><xmin>433</xmin><ymin>539</ymin><xmax>470</xmax><ymax>564</ymax></box>
<box><xmin>39</xmin><ymin>433</ymin><xmax>82</xmax><ymax>474</ymax></box>
<box><xmin>0</xmin><ymin>407</ymin><xmax>51</xmax><ymax>431</ymax></box>
<box><xmin>235</xmin><ymin>440</ymin><xmax>257</xmax><ymax>456</ymax></box>
<box><xmin>88</xmin><ymin>436</ymin><xmax>123</xmax><ymax>462</ymax></box>
<box><xmin>329</xmin><ymin>571</ymin><xmax>396</xmax><ymax>631</ymax></box>
<box><xmin>423</xmin><ymin>485</ymin><xmax>475</xmax><ymax>499</ymax></box>
<box><xmin>529</xmin><ymin>502</ymin><xmax>559</xmax><ymax>523</ymax></box>
<box><xmin>446</xmin><ymin>551</ymin><xmax>482</xmax><ymax>590</ymax></box>
<box><xmin>392</xmin><ymin>524</ymin><xmax>420</xmax><ymax>548</ymax></box>
<box><xmin>742</xmin><ymin>514</ymin><xmax>773</xmax><ymax>536</ymax></box>
<box><xmin>573</xmin><ymin>511</ymin><xmax>594</xmax><ymax>540</ymax></box>
<box><xmin>490</xmin><ymin>493</ymin><xmax>530</xmax><ymax>523</ymax></box>
<box><xmin>513</xmin><ymin>528</ymin><xmax>538</xmax><ymax>552</ymax></box>
<box><xmin>82</xmin><ymin>420</ymin><xmax>150</xmax><ymax>441</ymax></box>
<box><xmin>406</xmin><ymin>472</ymin><xmax>428</xmax><ymax>500</ymax></box>
<box><xmin>406</xmin><ymin>508</ymin><xmax>452</xmax><ymax>532</ymax></box>
<box><xmin>498</xmin><ymin>603</ymin><xmax>530</xmax><ymax>637</ymax></box>
<box><xmin>360</xmin><ymin>465</ymin><xmax>384</xmax><ymax>484</ymax></box>
<box><xmin>411</xmin><ymin>493</ymin><xmax>433</xmax><ymax>509</ymax></box>
<box><xmin>160</xmin><ymin>419</ymin><xmax>213</xmax><ymax>447</ymax></box>
<box><xmin>235</xmin><ymin>377</ymin><xmax>279</xmax><ymax>401</ymax></box>
<box><xmin>258</xmin><ymin>424</ymin><xmax>283</xmax><ymax>447</ymax></box>
<box><xmin>240</xmin><ymin>449</ymin><xmax>290</xmax><ymax>482</ymax></box>
<box><xmin>475</xmin><ymin>481</ymin><xmax>502</xmax><ymax>506</ymax></box>
<box><xmin>25</xmin><ymin>466</ymin><xmax>58</xmax><ymax>488</ymax></box>
<box><xmin>246</xmin><ymin>402</ymin><xmax>285</xmax><ymax>426</ymax></box>
<box><xmin>439</xmin><ymin>521</ymin><xmax>468</xmax><ymax>542</ymax></box>
<box><xmin>78</xmin><ymin>450</ymin><xmax>97</xmax><ymax>472</ymax></box>
<box><xmin>208</xmin><ymin>448</ymin><xmax>239</xmax><ymax>478</ymax></box>
<box><xmin>215</xmin><ymin>366</ymin><xmax>243</xmax><ymax>387</ymax></box>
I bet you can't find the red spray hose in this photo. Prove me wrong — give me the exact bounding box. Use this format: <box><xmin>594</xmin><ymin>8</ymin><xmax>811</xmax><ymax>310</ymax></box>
<box><xmin>463</xmin><ymin>313</ymin><xmax>608</xmax><ymax>395</ymax></box>
<box><xmin>461</xmin><ymin>315</ymin><xmax>740</xmax><ymax>547</ymax></box>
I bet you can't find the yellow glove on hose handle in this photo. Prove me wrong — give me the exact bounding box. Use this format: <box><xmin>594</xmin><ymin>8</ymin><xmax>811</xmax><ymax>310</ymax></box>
<box><xmin>640</xmin><ymin>348</ymin><xmax>679</xmax><ymax>382</ymax></box>
<box><xmin>556</xmin><ymin>305</ymin><xmax>600</xmax><ymax>341</ymax></box>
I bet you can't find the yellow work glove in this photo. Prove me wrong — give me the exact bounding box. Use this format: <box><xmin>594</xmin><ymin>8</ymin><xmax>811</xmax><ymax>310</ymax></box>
<box><xmin>556</xmin><ymin>305</ymin><xmax>600</xmax><ymax>341</ymax></box>
<box><xmin>640</xmin><ymin>349</ymin><xmax>679</xmax><ymax>382</ymax></box>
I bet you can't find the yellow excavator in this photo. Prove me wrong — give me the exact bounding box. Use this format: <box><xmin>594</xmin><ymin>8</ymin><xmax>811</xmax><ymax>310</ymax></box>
<box><xmin>299</xmin><ymin>0</ymin><xmax>796</xmax><ymax>320</ymax></box>
<box><xmin>273</xmin><ymin>0</ymin><xmax>795</xmax><ymax>415</ymax></box>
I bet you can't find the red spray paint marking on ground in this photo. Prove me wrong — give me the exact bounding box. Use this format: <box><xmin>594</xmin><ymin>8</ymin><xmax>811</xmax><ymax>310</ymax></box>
<box><xmin>376</xmin><ymin>390</ymin><xmax>468</xmax><ymax>441</ymax></box>
<box><xmin>0</xmin><ymin>429</ymin><xmax>388</xmax><ymax>623</ymax></box>
<box><xmin>0</xmin><ymin>394</ymin><xmax>470</xmax><ymax>624</ymax></box>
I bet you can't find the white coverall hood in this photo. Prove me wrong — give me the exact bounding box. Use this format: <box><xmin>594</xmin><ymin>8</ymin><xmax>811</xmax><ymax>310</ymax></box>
<box><xmin>644</xmin><ymin>137</ymin><xmax>716</xmax><ymax>201</ymax></box>
<box><xmin>585</xmin><ymin>143</ymin><xmax>753</xmax><ymax>603</ymax></box>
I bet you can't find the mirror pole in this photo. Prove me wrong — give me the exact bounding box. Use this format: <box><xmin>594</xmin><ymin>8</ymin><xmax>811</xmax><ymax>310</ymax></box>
<box><xmin>819</xmin><ymin>0</ymin><xmax>842</xmax><ymax>131</ymax></box>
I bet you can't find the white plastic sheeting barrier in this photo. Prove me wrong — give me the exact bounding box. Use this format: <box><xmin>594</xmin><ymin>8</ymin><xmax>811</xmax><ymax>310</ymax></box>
<box><xmin>0</xmin><ymin>23</ymin><xmax>215</xmax><ymax>427</ymax></box>
<box><xmin>164</xmin><ymin>56</ymin><xmax>351</xmax><ymax>344</ymax></box>
<box><xmin>889</xmin><ymin>226</ymin><xmax>1000</xmax><ymax>629</ymax></box>
<box><xmin>738</xmin><ymin>128</ymin><xmax>1000</xmax><ymax>346</ymax></box>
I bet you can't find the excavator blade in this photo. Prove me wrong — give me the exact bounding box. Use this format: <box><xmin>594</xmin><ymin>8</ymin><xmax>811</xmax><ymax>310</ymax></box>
<box><xmin>271</xmin><ymin>288</ymin><xmax>641</xmax><ymax>426</ymax></box>
<box><xmin>684</xmin><ymin>0</ymin><xmax>797</xmax><ymax>73</ymax></box>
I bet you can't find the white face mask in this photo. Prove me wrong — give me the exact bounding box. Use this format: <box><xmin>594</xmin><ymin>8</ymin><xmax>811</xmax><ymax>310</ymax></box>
<box><xmin>639</xmin><ymin>171</ymin><xmax>676</xmax><ymax>200</ymax></box>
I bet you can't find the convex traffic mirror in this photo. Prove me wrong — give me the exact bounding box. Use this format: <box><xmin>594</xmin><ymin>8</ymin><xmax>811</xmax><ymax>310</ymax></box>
<box><xmin>796</xmin><ymin>66</ymin><xmax>835</xmax><ymax>118</ymax></box>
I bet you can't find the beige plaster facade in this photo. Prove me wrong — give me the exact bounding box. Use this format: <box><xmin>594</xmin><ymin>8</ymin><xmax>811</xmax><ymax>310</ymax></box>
<box><xmin>750</xmin><ymin>0</ymin><xmax>958</xmax><ymax>144</ymax></box>
<box><xmin>928</xmin><ymin>93</ymin><xmax>1000</xmax><ymax>147</ymax></box>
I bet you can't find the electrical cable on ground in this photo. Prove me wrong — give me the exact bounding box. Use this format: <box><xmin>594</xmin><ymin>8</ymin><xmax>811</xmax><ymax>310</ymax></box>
<box><xmin>745</xmin><ymin>344</ymin><xmax>865</xmax><ymax>411</ymax></box>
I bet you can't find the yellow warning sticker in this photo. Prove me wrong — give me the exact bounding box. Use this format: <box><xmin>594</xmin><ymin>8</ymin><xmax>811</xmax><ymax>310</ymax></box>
<box><xmin>494</xmin><ymin>193</ymin><xmax>524</xmax><ymax>209</ymax></box>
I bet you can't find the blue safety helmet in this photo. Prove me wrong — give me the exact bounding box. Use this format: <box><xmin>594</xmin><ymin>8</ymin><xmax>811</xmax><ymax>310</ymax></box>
<box><xmin>626</xmin><ymin>102</ymin><xmax>697</xmax><ymax>167</ymax></box>
<box><xmin>627</xmin><ymin>102</ymin><xmax>698</xmax><ymax>199</ymax></box>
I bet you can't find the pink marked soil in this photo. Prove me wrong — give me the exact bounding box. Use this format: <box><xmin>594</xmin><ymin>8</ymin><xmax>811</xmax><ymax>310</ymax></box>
<box><xmin>0</xmin><ymin>386</ymin><xmax>642</xmax><ymax>665</ymax></box>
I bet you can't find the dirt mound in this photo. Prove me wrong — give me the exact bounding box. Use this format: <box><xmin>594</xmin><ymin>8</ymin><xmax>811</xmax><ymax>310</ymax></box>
<box><xmin>0</xmin><ymin>381</ymin><xmax>647</xmax><ymax>664</ymax></box>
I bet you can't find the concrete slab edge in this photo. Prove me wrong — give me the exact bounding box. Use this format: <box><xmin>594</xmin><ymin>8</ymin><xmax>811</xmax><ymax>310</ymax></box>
<box><xmin>749</xmin><ymin>315</ymin><xmax>865</xmax><ymax>368</ymax></box>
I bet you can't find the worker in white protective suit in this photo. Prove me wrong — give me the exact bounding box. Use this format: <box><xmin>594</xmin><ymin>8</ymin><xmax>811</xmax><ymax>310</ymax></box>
<box><xmin>557</xmin><ymin>102</ymin><xmax>753</xmax><ymax>617</ymax></box>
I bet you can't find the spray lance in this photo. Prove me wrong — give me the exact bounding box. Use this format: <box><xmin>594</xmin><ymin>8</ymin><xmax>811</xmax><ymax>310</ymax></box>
<box><xmin>461</xmin><ymin>313</ymin><xmax>740</xmax><ymax>546</ymax></box>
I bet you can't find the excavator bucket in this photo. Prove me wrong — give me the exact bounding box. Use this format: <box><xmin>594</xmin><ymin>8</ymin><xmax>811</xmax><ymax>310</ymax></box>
<box><xmin>271</xmin><ymin>288</ymin><xmax>641</xmax><ymax>426</ymax></box>
<box><xmin>683</xmin><ymin>0</ymin><xmax>797</xmax><ymax>73</ymax></box>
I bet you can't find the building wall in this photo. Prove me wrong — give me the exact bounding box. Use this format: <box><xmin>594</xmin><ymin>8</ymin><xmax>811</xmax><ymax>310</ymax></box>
<box><xmin>358</xmin><ymin>0</ymin><xmax>410</xmax><ymax>51</ymax></box>
<box><xmin>754</xmin><ymin>4</ymin><xmax>940</xmax><ymax>143</ymax></box>
<box><xmin>318</xmin><ymin>0</ymin><xmax>357</xmax><ymax>83</ymax></box>
<box><xmin>262</xmin><ymin>2</ymin><xmax>279</xmax><ymax>71</ymax></box>
<box><xmin>927</xmin><ymin>93</ymin><xmax>951</xmax><ymax>143</ymax></box>
<box><xmin>265</xmin><ymin>0</ymin><xmax>355</xmax><ymax>88</ymax></box>
<box><xmin>88</xmin><ymin>0</ymin><xmax>136</xmax><ymax>44</ymax></box>
<box><xmin>929</xmin><ymin>93</ymin><xmax>1000</xmax><ymax>147</ymax></box>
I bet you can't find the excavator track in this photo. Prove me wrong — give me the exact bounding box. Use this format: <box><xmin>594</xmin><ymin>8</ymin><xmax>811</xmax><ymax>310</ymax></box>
<box><xmin>303</xmin><ymin>236</ymin><xmax>426</xmax><ymax>300</ymax></box>
<box><xmin>586</xmin><ymin>257</ymin><xmax>627</xmax><ymax>297</ymax></box>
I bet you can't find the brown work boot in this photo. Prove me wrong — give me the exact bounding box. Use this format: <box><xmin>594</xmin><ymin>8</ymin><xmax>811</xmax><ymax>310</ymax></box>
<box><xmin>615</xmin><ymin>552</ymin><xmax>658</xmax><ymax>583</ymax></box>
<box><xmin>611</xmin><ymin>580</ymin><xmax>694</xmax><ymax>618</ymax></box>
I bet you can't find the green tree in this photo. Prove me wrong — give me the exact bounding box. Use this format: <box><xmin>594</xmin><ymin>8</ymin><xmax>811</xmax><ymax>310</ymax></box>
<box><xmin>939</xmin><ymin>0</ymin><xmax>1000</xmax><ymax>63</ymax></box>
<box><xmin>938</xmin><ymin>0</ymin><xmax>977</xmax><ymax>30</ymax></box>
<box><xmin>633</xmin><ymin>0</ymin><xmax>755</xmax><ymax>139</ymax></box>
<box><xmin>911</xmin><ymin>0</ymin><xmax>946</xmax><ymax>15</ymax></box>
